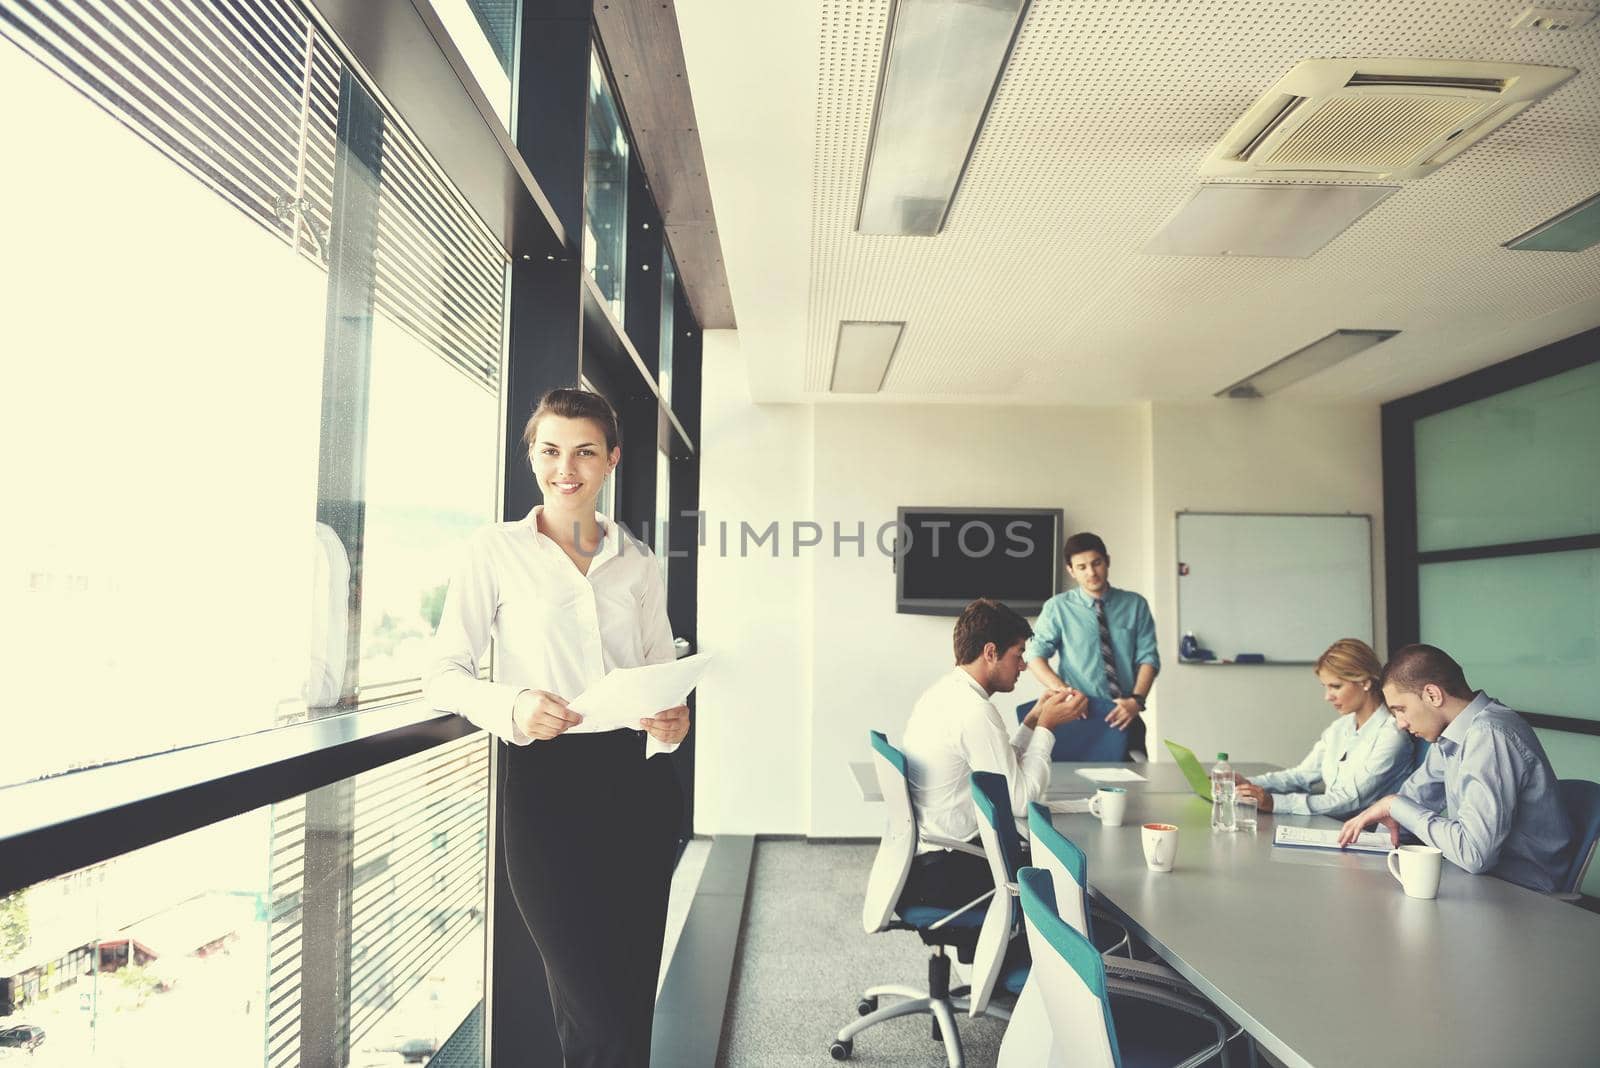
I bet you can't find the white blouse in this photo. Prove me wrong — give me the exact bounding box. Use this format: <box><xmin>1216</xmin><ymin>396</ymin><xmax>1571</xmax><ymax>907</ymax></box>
<box><xmin>901</xmin><ymin>668</ymin><xmax>1056</xmax><ymax>852</ymax></box>
<box><xmin>1252</xmin><ymin>705</ymin><xmax>1413</xmax><ymax>817</ymax></box>
<box><xmin>425</xmin><ymin>506</ymin><xmax>680</xmax><ymax>757</ymax></box>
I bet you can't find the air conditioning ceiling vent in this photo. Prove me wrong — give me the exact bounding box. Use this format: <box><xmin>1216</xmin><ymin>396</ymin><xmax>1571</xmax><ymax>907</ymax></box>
<box><xmin>1204</xmin><ymin>59</ymin><xmax>1574</xmax><ymax>180</ymax></box>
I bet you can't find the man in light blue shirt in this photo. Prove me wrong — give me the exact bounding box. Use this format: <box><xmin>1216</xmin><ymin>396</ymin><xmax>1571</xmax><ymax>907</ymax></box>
<box><xmin>1025</xmin><ymin>532</ymin><xmax>1160</xmax><ymax>751</ymax></box>
<box><xmin>1339</xmin><ymin>644</ymin><xmax>1574</xmax><ymax>894</ymax></box>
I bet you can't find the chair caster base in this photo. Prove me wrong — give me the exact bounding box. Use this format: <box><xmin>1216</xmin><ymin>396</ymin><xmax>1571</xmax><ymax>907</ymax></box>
<box><xmin>829</xmin><ymin>1038</ymin><xmax>853</xmax><ymax>1060</ymax></box>
<box><xmin>857</xmin><ymin>996</ymin><xmax>877</xmax><ymax>1016</ymax></box>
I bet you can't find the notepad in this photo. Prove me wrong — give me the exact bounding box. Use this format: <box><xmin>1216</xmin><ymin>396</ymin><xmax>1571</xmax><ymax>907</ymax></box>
<box><xmin>1273</xmin><ymin>825</ymin><xmax>1392</xmax><ymax>855</ymax></box>
<box><xmin>1075</xmin><ymin>768</ymin><xmax>1147</xmax><ymax>783</ymax></box>
<box><xmin>1046</xmin><ymin>798</ymin><xmax>1093</xmax><ymax>814</ymax></box>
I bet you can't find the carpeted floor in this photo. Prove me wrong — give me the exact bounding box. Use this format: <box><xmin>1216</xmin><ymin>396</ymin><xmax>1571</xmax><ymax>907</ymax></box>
<box><xmin>716</xmin><ymin>840</ymin><xmax>1009</xmax><ymax>1068</ymax></box>
<box><xmin>717</xmin><ymin>839</ymin><xmax>1248</xmax><ymax>1068</ymax></box>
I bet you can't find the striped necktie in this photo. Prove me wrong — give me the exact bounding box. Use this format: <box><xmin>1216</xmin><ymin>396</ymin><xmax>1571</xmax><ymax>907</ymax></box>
<box><xmin>1094</xmin><ymin>597</ymin><xmax>1123</xmax><ymax>699</ymax></box>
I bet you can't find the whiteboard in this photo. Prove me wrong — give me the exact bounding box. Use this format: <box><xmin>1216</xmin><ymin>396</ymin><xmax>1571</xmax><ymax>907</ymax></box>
<box><xmin>1176</xmin><ymin>513</ymin><xmax>1373</xmax><ymax>665</ymax></box>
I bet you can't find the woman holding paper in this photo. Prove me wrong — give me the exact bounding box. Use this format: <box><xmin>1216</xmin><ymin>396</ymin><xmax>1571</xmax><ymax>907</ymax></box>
<box><xmin>426</xmin><ymin>388</ymin><xmax>688</xmax><ymax>1066</ymax></box>
<box><xmin>1235</xmin><ymin>639</ymin><xmax>1412</xmax><ymax>818</ymax></box>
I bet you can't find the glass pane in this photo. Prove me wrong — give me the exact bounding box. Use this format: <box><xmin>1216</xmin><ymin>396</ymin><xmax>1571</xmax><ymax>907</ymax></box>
<box><xmin>420</xmin><ymin>0</ymin><xmax>518</xmax><ymax>131</ymax></box>
<box><xmin>1531</xmin><ymin>728</ymin><xmax>1600</xmax><ymax>896</ymax></box>
<box><xmin>0</xmin><ymin>736</ymin><xmax>489</xmax><ymax>1066</ymax></box>
<box><xmin>360</xmin><ymin>321</ymin><xmax>500</xmax><ymax>691</ymax></box>
<box><xmin>656</xmin><ymin>447</ymin><xmax>671</xmax><ymax>595</ymax></box>
<box><xmin>584</xmin><ymin>50</ymin><xmax>629</xmax><ymax>322</ymax></box>
<box><xmin>1415</xmin><ymin>360</ymin><xmax>1600</xmax><ymax>552</ymax></box>
<box><xmin>659</xmin><ymin>250</ymin><xmax>677</xmax><ymax>404</ymax></box>
<box><xmin>0</xmin><ymin>8</ymin><xmax>504</xmax><ymax>785</ymax></box>
<box><xmin>1</xmin><ymin>31</ymin><xmax>325</xmax><ymax>785</ymax></box>
<box><xmin>1418</xmin><ymin>550</ymin><xmax>1600</xmax><ymax>720</ymax></box>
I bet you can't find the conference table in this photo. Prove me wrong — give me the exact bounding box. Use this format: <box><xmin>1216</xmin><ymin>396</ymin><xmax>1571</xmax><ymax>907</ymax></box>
<box><xmin>852</xmin><ymin>760</ymin><xmax>1600</xmax><ymax>1068</ymax></box>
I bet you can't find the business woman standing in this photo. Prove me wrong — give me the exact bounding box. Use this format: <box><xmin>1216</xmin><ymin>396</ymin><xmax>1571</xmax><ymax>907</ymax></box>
<box><xmin>426</xmin><ymin>388</ymin><xmax>689</xmax><ymax>1066</ymax></box>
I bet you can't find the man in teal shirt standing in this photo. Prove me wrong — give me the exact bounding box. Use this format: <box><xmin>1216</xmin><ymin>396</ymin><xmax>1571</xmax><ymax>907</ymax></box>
<box><xmin>1025</xmin><ymin>532</ymin><xmax>1160</xmax><ymax>756</ymax></box>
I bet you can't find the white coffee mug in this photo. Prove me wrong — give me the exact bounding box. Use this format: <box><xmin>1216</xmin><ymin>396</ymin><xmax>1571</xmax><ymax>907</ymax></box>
<box><xmin>1141</xmin><ymin>823</ymin><xmax>1179</xmax><ymax>872</ymax></box>
<box><xmin>1387</xmin><ymin>845</ymin><xmax>1444</xmax><ymax>899</ymax></box>
<box><xmin>1088</xmin><ymin>787</ymin><xmax>1128</xmax><ymax>827</ymax></box>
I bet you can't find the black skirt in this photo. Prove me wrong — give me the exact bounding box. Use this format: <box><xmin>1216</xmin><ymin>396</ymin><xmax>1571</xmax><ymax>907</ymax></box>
<box><xmin>500</xmin><ymin>728</ymin><xmax>683</xmax><ymax>1067</ymax></box>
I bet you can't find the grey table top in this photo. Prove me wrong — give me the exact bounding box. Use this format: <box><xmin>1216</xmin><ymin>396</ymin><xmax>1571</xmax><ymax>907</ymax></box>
<box><xmin>850</xmin><ymin>760</ymin><xmax>1280</xmax><ymax>803</ymax></box>
<box><xmin>1049</xmin><ymin>793</ymin><xmax>1600</xmax><ymax>1068</ymax></box>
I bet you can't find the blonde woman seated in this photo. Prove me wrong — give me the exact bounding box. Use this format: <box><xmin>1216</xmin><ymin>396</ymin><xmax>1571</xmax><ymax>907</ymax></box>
<box><xmin>1235</xmin><ymin>639</ymin><xmax>1412</xmax><ymax>817</ymax></box>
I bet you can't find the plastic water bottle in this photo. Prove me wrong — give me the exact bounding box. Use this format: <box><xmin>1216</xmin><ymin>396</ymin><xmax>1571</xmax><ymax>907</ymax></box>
<box><xmin>1210</xmin><ymin>753</ymin><xmax>1236</xmax><ymax>832</ymax></box>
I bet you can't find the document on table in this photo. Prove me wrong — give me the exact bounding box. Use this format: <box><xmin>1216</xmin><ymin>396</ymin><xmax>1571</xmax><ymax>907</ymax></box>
<box><xmin>1273</xmin><ymin>825</ymin><xmax>1392</xmax><ymax>855</ymax></box>
<box><xmin>1047</xmin><ymin>798</ymin><xmax>1094</xmax><ymax>814</ymax></box>
<box><xmin>568</xmin><ymin>654</ymin><xmax>713</xmax><ymax>729</ymax></box>
<box><xmin>1075</xmin><ymin>767</ymin><xmax>1147</xmax><ymax>783</ymax></box>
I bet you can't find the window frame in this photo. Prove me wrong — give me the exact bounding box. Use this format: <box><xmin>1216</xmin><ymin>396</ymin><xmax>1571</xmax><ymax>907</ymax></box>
<box><xmin>1381</xmin><ymin>326</ymin><xmax>1600</xmax><ymax>736</ymax></box>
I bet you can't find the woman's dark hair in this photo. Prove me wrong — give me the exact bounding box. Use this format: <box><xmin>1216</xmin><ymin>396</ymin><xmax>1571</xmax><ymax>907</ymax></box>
<box><xmin>953</xmin><ymin>598</ymin><xmax>1033</xmax><ymax>665</ymax></box>
<box><xmin>522</xmin><ymin>388</ymin><xmax>621</xmax><ymax>452</ymax></box>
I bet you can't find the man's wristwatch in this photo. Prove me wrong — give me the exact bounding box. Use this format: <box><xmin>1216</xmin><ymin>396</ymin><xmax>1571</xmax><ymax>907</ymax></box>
<box><xmin>1131</xmin><ymin>693</ymin><xmax>1148</xmax><ymax>711</ymax></box>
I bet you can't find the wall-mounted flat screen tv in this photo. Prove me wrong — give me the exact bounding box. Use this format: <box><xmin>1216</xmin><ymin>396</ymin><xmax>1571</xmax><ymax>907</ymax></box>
<box><xmin>895</xmin><ymin>507</ymin><xmax>1063</xmax><ymax>616</ymax></box>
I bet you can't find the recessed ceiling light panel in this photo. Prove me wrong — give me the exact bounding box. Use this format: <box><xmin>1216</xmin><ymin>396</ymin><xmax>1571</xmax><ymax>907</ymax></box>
<box><xmin>856</xmin><ymin>0</ymin><xmax>1030</xmax><ymax>236</ymax></box>
<box><xmin>831</xmin><ymin>321</ymin><xmax>906</xmax><ymax>393</ymax></box>
<box><xmin>1218</xmin><ymin>329</ymin><xmax>1399</xmax><ymax>398</ymax></box>
<box><xmin>1504</xmin><ymin>191</ymin><xmax>1600</xmax><ymax>252</ymax></box>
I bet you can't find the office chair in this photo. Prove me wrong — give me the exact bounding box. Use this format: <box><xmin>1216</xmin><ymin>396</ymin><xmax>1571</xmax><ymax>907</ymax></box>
<box><xmin>966</xmin><ymin>772</ymin><xmax>1046</xmax><ymax>1063</ymax></box>
<box><xmin>1010</xmin><ymin>866</ymin><xmax>1239</xmax><ymax>1068</ymax></box>
<box><xmin>1015</xmin><ymin>696</ymin><xmax>1133</xmax><ymax>762</ymax></box>
<box><xmin>1556</xmin><ymin>779</ymin><xmax>1600</xmax><ymax>900</ymax></box>
<box><xmin>832</xmin><ymin>732</ymin><xmax>996</xmax><ymax>1065</ymax></box>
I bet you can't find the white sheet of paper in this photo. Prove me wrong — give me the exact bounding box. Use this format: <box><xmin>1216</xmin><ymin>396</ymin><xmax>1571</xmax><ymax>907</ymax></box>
<box><xmin>1075</xmin><ymin>767</ymin><xmax>1147</xmax><ymax>783</ymax></box>
<box><xmin>568</xmin><ymin>654</ymin><xmax>713</xmax><ymax>729</ymax></box>
<box><xmin>1046</xmin><ymin>799</ymin><xmax>1094</xmax><ymax>814</ymax></box>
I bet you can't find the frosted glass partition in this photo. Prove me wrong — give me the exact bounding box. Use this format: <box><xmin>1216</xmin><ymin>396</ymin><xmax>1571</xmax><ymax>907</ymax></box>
<box><xmin>1532</xmin><ymin>728</ymin><xmax>1600</xmax><ymax>897</ymax></box>
<box><xmin>1414</xmin><ymin>360</ymin><xmax>1600</xmax><ymax>552</ymax></box>
<box><xmin>1418</xmin><ymin>550</ymin><xmax>1600</xmax><ymax>720</ymax></box>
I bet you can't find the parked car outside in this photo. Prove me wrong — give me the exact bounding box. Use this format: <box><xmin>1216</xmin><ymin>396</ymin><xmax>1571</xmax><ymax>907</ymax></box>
<box><xmin>0</xmin><ymin>1026</ymin><xmax>45</xmax><ymax>1053</ymax></box>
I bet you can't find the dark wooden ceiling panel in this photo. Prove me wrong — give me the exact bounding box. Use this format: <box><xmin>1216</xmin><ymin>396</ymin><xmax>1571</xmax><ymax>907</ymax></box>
<box><xmin>595</xmin><ymin>0</ymin><xmax>735</xmax><ymax>327</ymax></box>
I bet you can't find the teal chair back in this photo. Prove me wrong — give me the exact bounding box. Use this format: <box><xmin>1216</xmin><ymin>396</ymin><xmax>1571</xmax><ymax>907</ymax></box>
<box><xmin>863</xmin><ymin>731</ymin><xmax>917</xmax><ymax>934</ymax></box>
<box><xmin>1027</xmin><ymin>803</ymin><xmax>1093</xmax><ymax>938</ymax></box>
<box><xmin>968</xmin><ymin>771</ymin><xmax>1026</xmax><ymax>1016</ymax></box>
<box><xmin>1017</xmin><ymin>867</ymin><xmax>1122</xmax><ymax>1068</ymax></box>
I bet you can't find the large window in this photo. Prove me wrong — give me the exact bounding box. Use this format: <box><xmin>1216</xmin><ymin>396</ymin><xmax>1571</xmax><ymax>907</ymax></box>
<box><xmin>583</xmin><ymin>48</ymin><xmax>628</xmax><ymax>322</ymax></box>
<box><xmin>1385</xmin><ymin>337</ymin><xmax>1600</xmax><ymax>895</ymax></box>
<box><xmin>422</xmin><ymin>0</ymin><xmax>519</xmax><ymax>131</ymax></box>
<box><xmin>0</xmin><ymin>736</ymin><xmax>489</xmax><ymax>1066</ymax></box>
<box><xmin>0</xmin><ymin>0</ymin><xmax>506</xmax><ymax>788</ymax></box>
<box><xmin>659</xmin><ymin>248</ymin><xmax>677</xmax><ymax>405</ymax></box>
<box><xmin>1411</xmin><ymin>359</ymin><xmax>1600</xmax><ymax>716</ymax></box>
<box><xmin>1</xmin><ymin>1</ymin><xmax>504</xmax><ymax>1059</ymax></box>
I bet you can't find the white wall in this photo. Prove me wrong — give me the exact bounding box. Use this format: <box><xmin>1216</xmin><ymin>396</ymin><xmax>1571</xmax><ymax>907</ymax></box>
<box><xmin>694</xmin><ymin>330</ymin><xmax>813</xmax><ymax>833</ymax></box>
<box><xmin>806</xmin><ymin>404</ymin><xmax>1152</xmax><ymax>836</ymax></box>
<box><xmin>1146</xmin><ymin>403</ymin><xmax>1387</xmax><ymax>769</ymax></box>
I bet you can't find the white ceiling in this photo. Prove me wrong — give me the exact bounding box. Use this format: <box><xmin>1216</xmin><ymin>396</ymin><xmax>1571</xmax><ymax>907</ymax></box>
<box><xmin>676</xmin><ymin>0</ymin><xmax>1600</xmax><ymax>405</ymax></box>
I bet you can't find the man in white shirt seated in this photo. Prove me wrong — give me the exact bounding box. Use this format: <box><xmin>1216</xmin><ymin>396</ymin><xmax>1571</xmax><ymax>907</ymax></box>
<box><xmin>900</xmin><ymin>598</ymin><xmax>1088</xmax><ymax>911</ymax></box>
